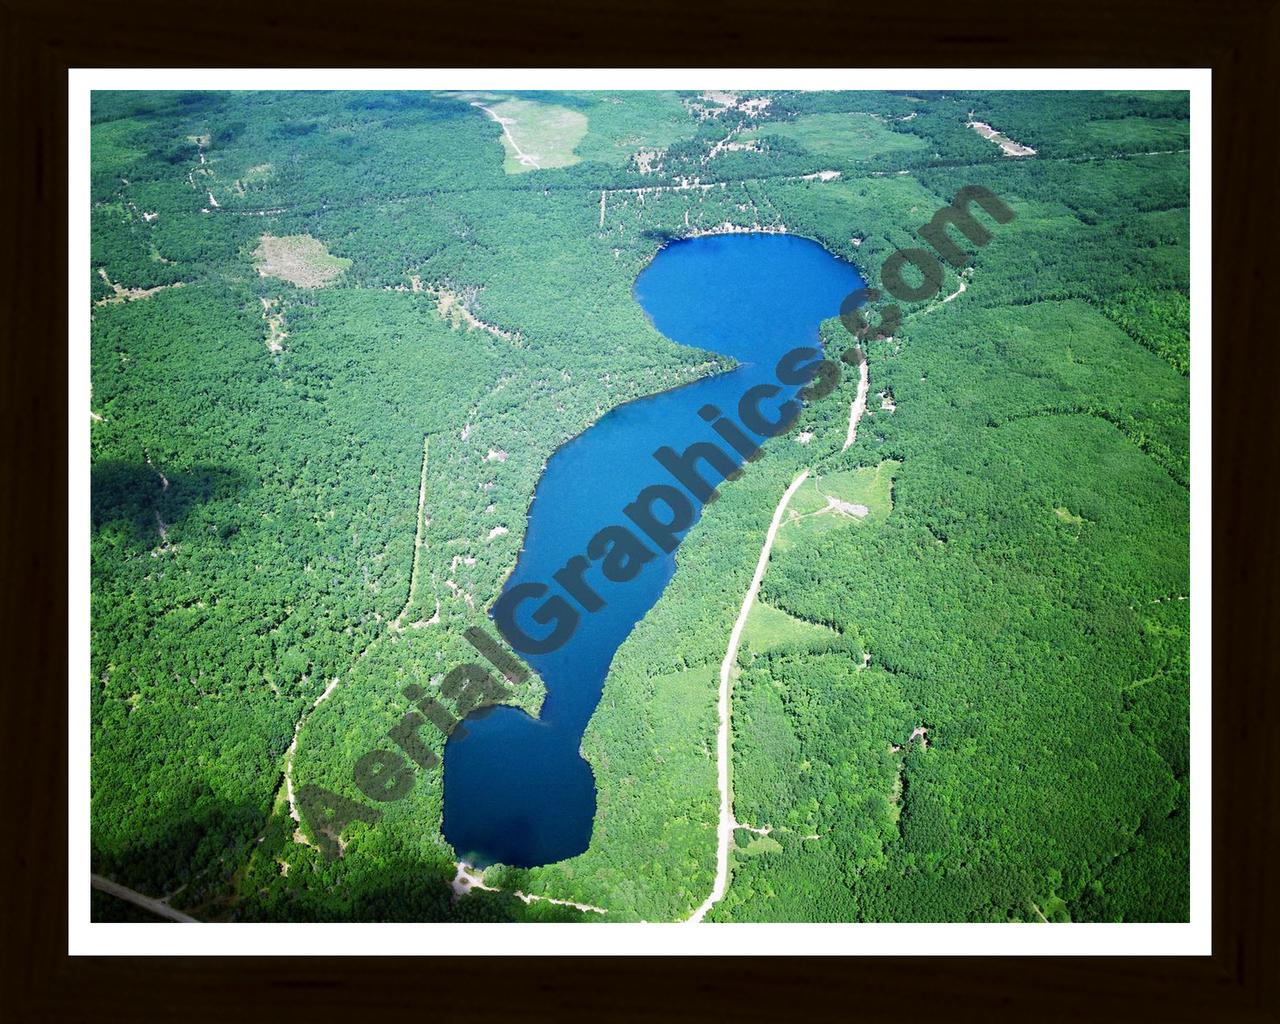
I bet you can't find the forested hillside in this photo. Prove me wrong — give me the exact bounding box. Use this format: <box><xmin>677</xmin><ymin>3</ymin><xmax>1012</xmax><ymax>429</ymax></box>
<box><xmin>90</xmin><ymin>88</ymin><xmax>1190</xmax><ymax>922</ymax></box>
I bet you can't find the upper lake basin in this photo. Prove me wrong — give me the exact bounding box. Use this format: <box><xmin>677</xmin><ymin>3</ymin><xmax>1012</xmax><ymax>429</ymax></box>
<box><xmin>441</xmin><ymin>233</ymin><xmax>865</xmax><ymax>868</ymax></box>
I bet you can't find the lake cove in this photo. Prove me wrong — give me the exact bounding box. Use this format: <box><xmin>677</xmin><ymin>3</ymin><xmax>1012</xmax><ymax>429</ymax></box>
<box><xmin>442</xmin><ymin>233</ymin><xmax>864</xmax><ymax>868</ymax></box>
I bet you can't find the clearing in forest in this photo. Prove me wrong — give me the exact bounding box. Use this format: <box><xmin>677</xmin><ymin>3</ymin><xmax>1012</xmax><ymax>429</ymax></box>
<box><xmin>742</xmin><ymin>601</ymin><xmax>839</xmax><ymax>654</ymax></box>
<box><xmin>733</xmin><ymin>831</ymin><xmax>783</xmax><ymax>857</ymax></box>
<box><xmin>967</xmin><ymin>120</ymin><xmax>1037</xmax><ymax>157</ymax></box>
<box><xmin>567</xmin><ymin>91</ymin><xmax>691</xmax><ymax>166</ymax></box>
<box><xmin>474</xmin><ymin>98</ymin><xmax>588</xmax><ymax>174</ymax></box>
<box><xmin>741</xmin><ymin>112</ymin><xmax>928</xmax><ymax>163</ymax></box>
<box><xmin>253</xmin><ymin>234</ymin><xmax>352</xmax><ymax>288</ymax></box>
<box><xmin>94</xmin><ymin>268</ymin><xmax>186</xmax><ymax>306</ymax></box>
<box><xmin>775</xmin><ymin>460</ymin><xmax>900</xmax><ymax>552</ymax></box>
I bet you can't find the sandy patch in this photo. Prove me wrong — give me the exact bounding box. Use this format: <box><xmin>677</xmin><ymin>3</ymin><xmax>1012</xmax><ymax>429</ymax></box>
<box><xmin>282</xmin><ymin>677</ymin><xmax>342</xmax><ymax>849</ymax></box>
<box><xmin>451</xmin><ymin>862</ymin><xmax>608</xmax><ymax>915</ymax></box>
<box><xmin>633</xmin><ymin>149</ymin><xmax>664</xmax><ymax>175</ymax></box>
<box><xmin>451</xmin><ymin>862</ymin><xmax>501</xmax><ymax>897</ymax></box>
<box><xmin>825</xmin><ymin>496</ymin><xmax>869</xmax><ymax>518</ymax></box>
<box><xmin>513</xmin><ymin>890</ymin><xmax>608</xmax><ymax>915</ymax></box>
<box><xmin>942</xmin><ymin>276</ymin><xmax>967</xmax><ymax>303</ymax></box>
<box><xmin>253</xmin><ymin>234</ymin><xmax>352</xmax><ymax>288</ymax></box>
<box><xmin>843</xmin><ymin>355</ymin><xmax>870</xmax><ymax>451</ymax></box>
<box><xmin>94</xmin><ymin>268</ymin><xmax>186</xmax><ymax>307</ymax></box>
<box><xmin>707</xmin><ymin>137</ymin><xmax>763</xmax><ymax>161</ymax></box>
<box><xmin>684</xmin><ymin>220</ymin><xmax>788</xmax><ymax>239</ymax></box>
<box><xmin>444</xmin><ymin>579</ymin><xmax>475</xmax><ymax>608</ymax></box>
<box><xmin>428</xmin><ymin>284</ymin><xmax>521</xmax><ymax>344</ymax></box>
<box><xmin>967</xmin><ymin>119</ymin><xmax>1037</xmax><ymax>157</ymax></box>
<box><xmin>689</xmin><ymin>93</ymin><xmax>771</xmax><ymax>120</ymax></box>
<box><xmin>260</xmin><ymin>297</ymin><xmax>287</xmax><ymax>353</ymax></box>
<box><xmin>411</xmin><ymin>597</ymin><xmax>442</xmax><ymax>629</ymax></box>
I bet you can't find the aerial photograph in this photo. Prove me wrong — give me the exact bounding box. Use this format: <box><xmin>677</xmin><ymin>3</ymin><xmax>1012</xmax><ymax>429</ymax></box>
<box><xmin>88</xmin><ymin>87</ymin><xmax>1191</xmax><ymax>925</ymax></box>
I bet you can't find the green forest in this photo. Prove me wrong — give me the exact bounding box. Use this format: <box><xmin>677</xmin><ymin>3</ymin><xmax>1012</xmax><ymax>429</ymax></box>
<box><xmin>89</xmin><ymin>88</ymin><xmax>1191</xmax><ymax>923</ymax></box>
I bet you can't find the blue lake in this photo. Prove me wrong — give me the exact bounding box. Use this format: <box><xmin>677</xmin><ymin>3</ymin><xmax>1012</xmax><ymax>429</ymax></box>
<box><xmin>441</xmin><ymin>233</ymin><xmax>864</xmax><ymax>868</ymax></box>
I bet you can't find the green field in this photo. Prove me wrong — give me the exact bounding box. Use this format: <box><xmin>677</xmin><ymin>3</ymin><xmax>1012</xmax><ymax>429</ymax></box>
<box><xmin>473</xmin><ymin>97</ymin><xmax>589</xmax><ymax>174</ymax></box>
<box><xmin>774</xmin><ymin>461</ymin><xmax>899</xmax><ymax>554</ymax></box>
<box><xmin>742</xmin><ymin>111</ymin><xmax>929</xmax><ymax>164</ymax></box>
<box><xmin>743</xmin><ymin>601</ymin><xmax>839</xmax><ymax>653</ymax></box>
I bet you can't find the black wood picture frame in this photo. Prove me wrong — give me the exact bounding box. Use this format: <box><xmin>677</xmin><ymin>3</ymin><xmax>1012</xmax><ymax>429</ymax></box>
<box><xmin>3</xmin><ymin>1</ymin><xmax>1275</xmax><ymax>1018</ymax></box>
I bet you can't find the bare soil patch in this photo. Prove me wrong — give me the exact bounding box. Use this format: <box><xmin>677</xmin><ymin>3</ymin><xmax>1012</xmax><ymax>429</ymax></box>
<box><xmin>253</xmin><ymin>234</ymin><xmax>352</xmax><ymax>288</ymax></box>
<box><xmin>95</xmin><ymin>268</ymin><xmax>186</xmax><ymax>307</ymax></box>
<box><xmin>967</xmin><ymin>119</ymin><xmax>1037</xmax><ymax>157</ymax></box>
<box><xmin>260</xmin><ymin>297</ymin><xmax>287</xmax><ymax>353</ymax></box>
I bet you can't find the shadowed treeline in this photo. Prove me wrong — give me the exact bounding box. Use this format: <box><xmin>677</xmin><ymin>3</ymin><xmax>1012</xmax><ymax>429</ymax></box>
<box><xmin>91</xmin><ymin>461</ymin><xmax>250</xmax><ymax>548</ymax></box>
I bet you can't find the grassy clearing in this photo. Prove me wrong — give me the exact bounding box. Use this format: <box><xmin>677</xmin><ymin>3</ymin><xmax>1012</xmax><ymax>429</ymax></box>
<box><xmin>252</xmin><ymin>234</ymin><xmax>352</xmax><ymax>288</ymax></box>
<box><xmin>818</xmin><ymin>461</ymin><xmax>899</xmax><ymax>517</ymax></box>
<box><xmin>742</xmin><ymin>112</ymin><xmax>927</xmax><ymax>164</ymax></box>
<box><xmin>569</xmin><ymin>92</ymin><xmax>693</xmax><ymax>166</ymax></box>
<box><xmin>776</xmin><ymin>460</ymin><xmax>899</xmax><ymax>553</ymax></box>
<box><xmin>480</xmin><ymin>98</ymin><xmax>588</xmax><ymax>174</ymax></box>
<box><xmin>734</xmin><ymin>833</ymin><xmax>783</xmax><ymax>857</ymax></box>
<box><xmin>743</xmin><ymin>601</ymin><xmax>839</xmax><ymax>653</ymax></box>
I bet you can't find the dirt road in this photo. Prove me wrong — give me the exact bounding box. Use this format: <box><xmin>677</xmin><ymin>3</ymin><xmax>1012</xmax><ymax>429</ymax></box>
<box><xmin>687</xmin><ymin>469</ymin><xmax>810</xmax><ymax>923</ymax></box>
<box><xmin>91</xmin><ymin>874</ymin><xmax>197</xmax><ymax>923</ymax></box>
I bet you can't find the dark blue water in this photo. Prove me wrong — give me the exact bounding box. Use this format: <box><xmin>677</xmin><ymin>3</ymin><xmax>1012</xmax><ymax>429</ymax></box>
<box><xmin>441</xmin><ymin>233</ymin><xmax>864</xmax><ymax>867</ymax></box>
